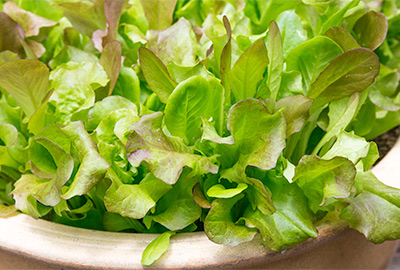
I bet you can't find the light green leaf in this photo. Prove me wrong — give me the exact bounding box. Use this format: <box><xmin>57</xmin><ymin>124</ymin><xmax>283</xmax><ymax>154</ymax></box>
<box><xmin>266</xmin><ymin>21</ymin><xmax>283</xmax><ymax>100</ymax></box>
<box><xmin>12</xmin><ymin>137</ymin><xmax>74</xmax><ymax>216</ymax></box>
<box><xmin>139</xmin><ymin>0</ymin><xmax>177</xmax><ymax>30</ymax></box>
<box><xmin>287</xmin><ymin>36</ymin><xmax>343</xmax><ymax>93</ymax></box>
<box><xmin>49</xmin><ymin>61</ymin><xmax>109</xmax><ymax>124</ymax></box>
<box><xmin>276</xmin><ymin>10</ymin><xmax>307</xmax><ymax>58</ymax></box>
<box><xmin>341</xmin><ymin>171</ymin><xmax>400</xmax><ymax>243</ymax></box>
<box><xmin>88</xmin><ymin>95</ymin><xmax>138</xmax><ymax>131</ymax></box>
<box><xmin>141</xmin><ymin>231</ymin><xmax>176</xmax><ymax>266</ymax></box>
<box><xmin>244</xmin><ymin>178</ymin><xmax>317</xmax><ymax>251</ymax></box>
<box><xmin>105</xmin><ymin>173</ymin><xmax>171</xmax><ymax>219</ymax></box>
<box><xmin>312</xmin><ymin>93</ymin><xmax>359</xmax><ymax>155</ymax></box>
<box><xmin>113</xmin><ymin>66</ymin><xmax>141</xmax><ymax>104</ymax></box>
<box><xmin>58</xmin><ymin>0</ymin><xmax>106</xmax><ymax>37</ymax></box>
<box><xmin>244</xmin><ymin>0</ymin><xmax>300</xmax><ymax>34</ymax></box>
<box><xmin>164</xmin><ymin>76</ymin><xmax>224</xmax><ymax>144</ymax></box>
<box><xmin>322</xmin><ymin>131</ymin><xmax>371</xmax><ymax>165</ymax></box>
<box><xmin>61</xmin><ymin>122</ymin><xmax>110</xmax><ymax>199</ymax></box>
<box><xmin>201</xmin><ymin>119</ymin><xmax>234</xmax><ymax>145</ymax></box>
<box><xmin>293</xmin><ymin>155</ymin><xmax>356</xmax><ymax>213</ymax></box>
<box><xmin>229</xmin><ymin>39</ymin><xmax>268</xmax><ymax>101</ymax></box>
<box><xmin>227</xmin><ymin>99</ymin><xmax>286</xmax><ymax>170</ymax></box>
<box><xmin>147</xmin><ymin>171</ymin><xmax>201</xmax><ymax>231</ymax></box>
<box><xmin>0</xmin><ymin>60</ymin><xmax>50</xmax><ymax>119</ymax></box>
<box><xmin>204</xmin><ymin>194</ymin><xmax>257</xmax><ymax>246</ymax></box>
<box><xmin>207</xmin><ymin>183</ymin><xmax>248</xmax><ymax>198</ymax></box>
<box><xmin>126</xmin><ymin>113</ymin><xmax>218</xmax><ymax>185</ymax></box>
<box><xmin>318</xmin><ymin>0</ymin><xmax>360</xmax><ymax>35</ymax></box>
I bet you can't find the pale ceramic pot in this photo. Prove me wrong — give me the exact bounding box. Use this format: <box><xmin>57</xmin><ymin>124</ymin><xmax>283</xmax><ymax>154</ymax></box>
<box><xmin>1</xmin><ymin>139</ymin><xmax>400</xmax><ymax>269</ymax></box>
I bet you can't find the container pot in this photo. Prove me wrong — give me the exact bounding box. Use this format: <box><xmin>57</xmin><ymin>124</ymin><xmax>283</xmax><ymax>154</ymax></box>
<box><xmin>1</xmin><ymin>139</ymin><xmax>400</xmax><ymax>269</ymax></box>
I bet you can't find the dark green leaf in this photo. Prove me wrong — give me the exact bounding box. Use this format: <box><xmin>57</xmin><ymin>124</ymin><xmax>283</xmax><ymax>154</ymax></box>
<box><xmin>353</xmin><ymin>11</ymin><xmax>388</xmax><ymax>51</ymax></box>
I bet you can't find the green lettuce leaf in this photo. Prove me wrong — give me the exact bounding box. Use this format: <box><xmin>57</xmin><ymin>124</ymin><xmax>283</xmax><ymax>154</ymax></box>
<box><xmin>144</xmin><ymin>170</ymin><xmax>201</xmax><ymax>231</ymax></box>
<box><xmin>229</xmin><ymin>39</ymin><xmax>268</xmax><ymax>101</ymax></box>
<box><xmin>139</xmin><ymin>0</ymin><xmax>177</xmax><ymax>30</ymax></box>
<box><xmin>204</xmin><ymin>194</ymin><xmax>257</xmax><ymax>246</ymax></box>
<box><xmin>141</xmin><ymin>231</ymin><xmax>176</xmax><ymax>266</ymax></box>
<box><xmin>49</xmin><ymin>61</ymin><xmax>109</xmax><ymax>124</ymax></box>
<box><xmin>164</xmin><ymin>76</ymin><xmax>224</xmax><ymax>144</ymax></box>
<box><xmin>341</xmin><ymin>171</ymin><xmax>400</xmax><ymax>243</ymax></box>
<box><xmin>293</xmin><ymin>155</ymin><xmax>356</xmax><ymax>213</ymax></box>
<box><xmin>244</xmin><ymin>178</ymin><xmax>317</xmax><ymax>251</ymax></box>
<box><xmin>0</xmin><ymin>60</ymin><xmax>50</xmax><ymax>119</ymax></box>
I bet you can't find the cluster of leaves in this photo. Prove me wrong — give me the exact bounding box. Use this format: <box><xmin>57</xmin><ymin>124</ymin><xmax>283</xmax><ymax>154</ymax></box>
<box><xmin>1</xmin><ymin>0</ymin><xmax>400</xmax><ymax>266</ymax></box>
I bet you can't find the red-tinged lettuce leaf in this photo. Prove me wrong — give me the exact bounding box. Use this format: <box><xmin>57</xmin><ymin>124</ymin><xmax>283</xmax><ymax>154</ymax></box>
<box><xmin>164</xmin><ymin>76</ymin><xmax>224</xmax><ymax>144</ymax></box>
<box><xmin>324</xmin><ymin>27</ymin><xmax>360</xmax><ymax>52</ymax></box>
<box><xmin>105</xmin><ymin>172</ymin><xmax>171</xmax><ymax>219</ymax></box>
<box><xmin>147</xmin><ymin>18</ymin><xmax>200</xmax><ymax>66</ymax></box>
<box><xmin>0</xmin><ymin>12</ymin><xmax>24</xmax><ymax>55</ymax></box>
<box><xmin>139</xmin><ymin>47</ymin><xmax>177</xmax><ymax>104</ymax></box>
<box><xmin>308</xmin><ymin>48</ymin><xmax>380</xmax><ymax>112</ymax></box>
<box><xmin>243</xmin><ymin>178</ymin><xmax>317</xmax><ymax>251</ymax></box>
<box><xmin>286</xmin><ymin>36</ymin><xmax>343</xmax><ymax>93</ymax></box>
<box><xmin>353</xmin><ymin>11</ymin><xmax>388</xmax><ymax>51</ymax></box>
<box><xmin>205</xmin><ymin>194</ymin><xmax>257</xmax><ymax>246</ymax></box>
<box><xmin>141</xmin><ymin>231</ymin><xmax>176</xmax><ymax>266</ymax></box>
<box><xmin>340</xmin><ymin>171</ymin><xmax>400</xmax><ymax>243</ymax></box>
<box><xmin>98</xmin><ymin>40</ymin><xmax>122</xmax><ymax>97</ymax></box>
<box><xmin>275</xmin><ymin>95</ymin><xmax>313</xmax><ymax>138</ymax></box>
<box><xmin>60</xmin><ymin>122</ymin><xmax>110</xmax><ymax>199</ymax></box>
<box><xmin>266</xmin><ymin>21</ymin><xmax>283</xmax><ymax>100</ymax></box>
<box><xmin>143</xmin><ymin>170</ymin><xmax>201</xmax><ymax>231</ymax></box>
<box><xmin>12</xmin><ymin>137</ymin><xmax>74</xmax><ymax>217</ymax></box>
<box><xmin>57</xmin><ymin>0</ymin><xmax>107</xmax><ymax>37</ymax></box>
<box><xmin>139</xmin><ymin>0</ymin><xmax>177</xmax><ymax>30</ymax></box>
<box><xmin>3</xmin><ymin>1</ymin><xmax>57</xmax><ymax>37</ymax></box>
<box><xmin>229</xmin><ymin>39</ymin><xmax>268</xmax><ymax>101</ymax></box>
<box><xmin>293</xmin><ymin>155</ymin><xmax>356</xmax><ymax>213</ymax></box>
<box><xmin>0</xmin><ymin>60</ymin><xmax>50</xmax><ymax>119</ymax></box>
<box><xmin>220</xmin><ymin>16</ymin><xmax>232</xmax><ymax>93</ymax></box>
<box><xmin>92</xmin><ymin>0</ymin><xmax>125</xmax><ymax>51</ymax></box>
<box><xmin>126</xmin><ymin>112</ymin><xmax>218</xmax><ymax>185</ymax></box>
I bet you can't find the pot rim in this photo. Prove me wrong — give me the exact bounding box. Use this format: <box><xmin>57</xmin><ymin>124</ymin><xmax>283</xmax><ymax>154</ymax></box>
<box><xmin>0</xmin><ymin>138</ymin><xmax>400</xmax><ymax>269</ymax></box>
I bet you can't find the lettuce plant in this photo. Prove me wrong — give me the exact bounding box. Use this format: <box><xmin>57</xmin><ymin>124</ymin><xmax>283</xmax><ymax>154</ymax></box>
<box><xmin>0</xmin><ymin>0</ymin><xmax>400</xmax><ymax>266</ymax></box>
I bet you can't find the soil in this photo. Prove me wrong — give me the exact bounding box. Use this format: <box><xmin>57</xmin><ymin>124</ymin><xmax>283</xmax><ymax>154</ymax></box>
<box><xmin>373</xmin><ymin>126</ymin><xmax>400</xmax><ymax>162</ymax></box>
